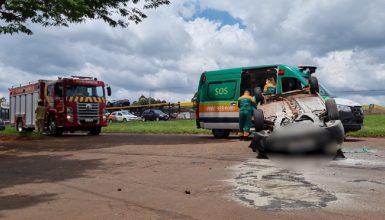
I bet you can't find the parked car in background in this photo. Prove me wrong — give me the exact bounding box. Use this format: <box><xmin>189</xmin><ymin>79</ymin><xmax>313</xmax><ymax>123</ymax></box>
<box><xmin>0</xmin><ymin>119</ymin><xmax>5</xmax><ymax>130</ymax></box>
<box><xmin>141</xmin><ymin>109</ymin><xmax>169</xmax><ymax>121</ymax></box>
<box><xmin>107</xmin><ymin>99</ymin><xmax>131</xmax><ymax>107</ymax></box>
<box><xmin>108</xmin><ymin>111</ymin><xmax>140</xmax><ymax>122</ymax></box>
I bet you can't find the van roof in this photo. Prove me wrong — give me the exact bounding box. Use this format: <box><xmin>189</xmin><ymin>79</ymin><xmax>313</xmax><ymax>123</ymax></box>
<box><xmin>203</xmin><ymin>64</ymin><xmax>292</xmax><ymax>75</ymax></box>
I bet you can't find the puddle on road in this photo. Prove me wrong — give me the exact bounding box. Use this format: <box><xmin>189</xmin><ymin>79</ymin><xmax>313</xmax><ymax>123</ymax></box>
<box><xmin>228</xmin><ymin>160</ymin><xmax>337</xmax><ymax>211</ymax></box>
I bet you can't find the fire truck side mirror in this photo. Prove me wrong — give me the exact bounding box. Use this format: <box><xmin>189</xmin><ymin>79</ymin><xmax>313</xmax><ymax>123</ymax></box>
<box><xmin>107</xmin><ymin>87</ymin><xmax>112</xmax><ymax>96</ymax></box>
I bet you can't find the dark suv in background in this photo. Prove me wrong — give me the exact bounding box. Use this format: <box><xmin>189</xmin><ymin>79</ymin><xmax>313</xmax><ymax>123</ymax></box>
<box><xmin>141</xmin><ymin>109</ymin><xmax>169</xmax><ymax>121</ymax></box>
<box><xmin>107</xmin><ymin>99</ymin><xmax>131</xmax><ymax>107</ymax></box>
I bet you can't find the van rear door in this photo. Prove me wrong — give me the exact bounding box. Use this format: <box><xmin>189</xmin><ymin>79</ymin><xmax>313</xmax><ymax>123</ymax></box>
<box><xmin>198</xmin><ymin>79</ymin><xmax>239</xmax><ymax>130</ymax></box>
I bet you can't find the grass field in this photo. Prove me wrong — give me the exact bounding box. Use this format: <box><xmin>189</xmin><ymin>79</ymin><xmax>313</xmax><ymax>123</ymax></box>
<box><xmin>348</xmin><ymin>115</ymin><xmax>385</xmax><ymax>137</ymax></box>
<box><xmin>1</xmin><ymin>116</ymin><xmax>384</xmax><ymax>137</ymax></box>
<box><xmin>0</xmin><ymin>125</ymin><xmax>44</xmax><ymax>138</ymax></box>
<box><xmin>103</xmin><ymin>120</ymin><xmax>211</xmax><ymax>134</ymax></box>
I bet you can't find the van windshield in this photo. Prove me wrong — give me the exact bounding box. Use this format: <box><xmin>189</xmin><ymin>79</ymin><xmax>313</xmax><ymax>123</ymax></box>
<box><xmin>66</xmin><ymin>85</ymin><xmax>105</xmax><ymax>97</ymax></box>
<box><xmin>319</xmin><ymin>84</ymin><xmax>335</xmax><ymax>97</ymax></box>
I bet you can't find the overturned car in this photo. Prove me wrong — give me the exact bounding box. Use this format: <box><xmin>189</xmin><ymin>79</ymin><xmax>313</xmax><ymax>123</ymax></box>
<box><xmin>250</xmin><ymin>87</ymin><xmax>345</xmax><ymax>159</ymax></box>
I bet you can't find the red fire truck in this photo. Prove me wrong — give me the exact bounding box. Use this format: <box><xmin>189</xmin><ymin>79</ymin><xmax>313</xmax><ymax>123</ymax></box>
<box><xmin>9</xmin><ymin>76</ymin><xmax>111</xmax><ymax>135</ymax></box>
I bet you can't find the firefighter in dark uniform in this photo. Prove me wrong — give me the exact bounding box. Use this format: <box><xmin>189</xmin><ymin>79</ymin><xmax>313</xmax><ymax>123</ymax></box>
<box><xmin>238</xmin><ymin>90</ymin><xmax>256</xmax><ymax>140</ymax></box>
<box><xmin>35</xmin><ymin>100</ymin><xmax>45</xmax><ymax>133</ymax></box>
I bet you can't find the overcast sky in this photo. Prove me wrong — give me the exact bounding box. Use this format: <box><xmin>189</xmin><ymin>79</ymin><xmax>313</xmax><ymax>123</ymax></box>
<box><xmin>1</xmin><ymin>0</ymin><xmax>385</xmax><ymax>105</ymax></box>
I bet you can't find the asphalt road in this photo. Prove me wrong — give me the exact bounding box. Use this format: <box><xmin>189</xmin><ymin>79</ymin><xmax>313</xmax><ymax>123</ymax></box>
<box><xmin>0</xmin><ymin>134</ymin><xmax>385</xmax><ymax>219</ymax></box>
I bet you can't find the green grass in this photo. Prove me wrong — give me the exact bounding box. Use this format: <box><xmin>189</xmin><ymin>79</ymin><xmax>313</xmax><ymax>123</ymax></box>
<box><xmin>2</xmin><ymin>116</ymin><xmax>384</xmax><ymax>137</ymax></box>
<box><xmin>0</xmin><ymin>125</ymin><xmax>45</xmax><ymax>138</ymax></box>
<box><xmin>349</xmin><ymin>115</ymin><xmax>385</xmax><ymax>137</ymax></box>
<box><xmin>102</xmin><ymin>120</ymin><xmax>211</xmax><ymax>134</ymax></box>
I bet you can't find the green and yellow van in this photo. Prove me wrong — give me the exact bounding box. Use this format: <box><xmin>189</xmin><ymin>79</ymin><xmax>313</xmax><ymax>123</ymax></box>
<box><xmin>195</xmin><ymin>64</ymin><xmax>318</xmax><ymax>138</ymax></box>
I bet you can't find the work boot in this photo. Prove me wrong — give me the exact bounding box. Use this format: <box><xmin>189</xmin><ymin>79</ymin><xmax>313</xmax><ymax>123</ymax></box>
<box><xmin>243</xmin><ymin>132</ymin><xmax>251</xmax><ymax>141</ymax></box>
<box><xmin>333</xmin><ymin>149</ymin><xmax>346</xmax><ymax>160</ymax></box>
<box><xmin>238</xmin><ymin>132</ymin><xmax>244</xmax><ymax>141</ymax></box>
<box><xmin>256</xmin><ymin>152</ymin><xmax>269</xmax><ymax>159</ymax></box>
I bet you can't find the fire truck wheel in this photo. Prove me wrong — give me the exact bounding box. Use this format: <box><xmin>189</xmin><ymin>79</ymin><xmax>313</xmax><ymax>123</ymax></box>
<box><xmin>90</xmin><ymin>127</ymin><xmax>101</xmax><ymax>135</ymax></box>
<box><xmin>16</xmin><ymin>118</ymin><xmax>24</xmax><ymax>133</ymax></box>
<box><xmin>48</xmin><ymin>116</ymin><xmax>62</xmax><ymax>136</ymax></box>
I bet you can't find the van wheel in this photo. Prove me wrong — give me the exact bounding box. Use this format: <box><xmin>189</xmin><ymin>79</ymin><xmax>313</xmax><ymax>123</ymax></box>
<box><xmin>212</xmin><ymin>129</ymin><xmax>230</xmax><ymax>139</ymax></box>
<box><xmin>254</xmin><ymin>87</ymin><xmax>264</xmax><ymax>104</ymax></box>
<box><xmin>16</xmin><ymin>118</ymin><xmax>24</xmax><ymax>133</ymax></box>
<box><xmin>309</xmin><ymin>76</ymin><xmax>319</xmax><ymax>94</ymax></box>
<box><xmin>326</xmin><ymin>98</ymin><xmax>339</xmax><ymax>121</ymax></box>
<box><xmin>253</xmin><ymin>109</ymin><xmax>265</xmax><ymax>132</ymax></box>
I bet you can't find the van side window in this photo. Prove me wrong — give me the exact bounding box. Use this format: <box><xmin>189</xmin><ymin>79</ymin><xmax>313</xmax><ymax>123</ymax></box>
<box><xmin>208</xmin><ymin>81</ymin><xmax>237</xmax><ymax>100</ymax></box>
<box><xmin>281</xmin><ymin>77</ymin><xmax>302</xmax><ymax>93</ymax></box>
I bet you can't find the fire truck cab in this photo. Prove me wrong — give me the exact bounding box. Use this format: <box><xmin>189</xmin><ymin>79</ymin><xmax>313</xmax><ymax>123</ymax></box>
<box><xmin>9</xmin><ymin>76</ymin><xmax>111</xmax><ymax>135</ymax></box>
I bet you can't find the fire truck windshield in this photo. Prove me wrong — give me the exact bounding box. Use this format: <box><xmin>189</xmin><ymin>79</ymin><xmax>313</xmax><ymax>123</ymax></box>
<box><xmin>66</xmin><ymin>85</ymin><xmax>105</xmax><ymax>97</ymax></box>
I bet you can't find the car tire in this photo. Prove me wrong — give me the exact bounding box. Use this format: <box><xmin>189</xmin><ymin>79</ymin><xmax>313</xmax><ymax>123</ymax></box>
<box><xmin>254</xmin><ymin>87</ymin><xmax>264</xmax><ymax>104</ymax></box>
<box><xmin>326</xmin><ymin>98</ymin><xmax>339</xmax><ymax>121</ymax></box>
<box><xmin>309</xmin><ymin>76</ymin><xmax>319</xmax><ymax>94</ymax></box>
<box><xmin>212</xmin><ymin>129</ymin><xmax>230</xmax><ymax>139</ymax></box>
<box><xmin>253</xmin><ymin>109</ymin><xmax>265</xmax><ymax>132</ymax></box>
<box><xmin>123</xmin><ymin>118</ymin><xmax>127</xmax><ymax>122</ymax></box>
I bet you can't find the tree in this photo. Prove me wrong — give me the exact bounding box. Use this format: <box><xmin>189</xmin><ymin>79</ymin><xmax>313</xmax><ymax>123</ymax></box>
<box><xmin>0</xmin><ymin>0</ymin><xmax>170</xmax><ymax>35</ymax></box>
<box><xmin>133</xmin><ymin>95</ymin><xmax>166</xmax><ymax>105</ymax></box>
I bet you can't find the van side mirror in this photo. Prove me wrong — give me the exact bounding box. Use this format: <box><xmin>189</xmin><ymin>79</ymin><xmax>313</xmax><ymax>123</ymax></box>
<box><xmin>107</xmin><ymin>87</ymin><xmax>112</xmax><ymax>96</ymax></box>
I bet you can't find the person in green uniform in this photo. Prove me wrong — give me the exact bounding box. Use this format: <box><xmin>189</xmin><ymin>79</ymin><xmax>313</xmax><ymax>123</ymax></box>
<box><xmin>238</xmin><ymin>90</ymin><xmax>256</xmax><ymax>140</ymax></box>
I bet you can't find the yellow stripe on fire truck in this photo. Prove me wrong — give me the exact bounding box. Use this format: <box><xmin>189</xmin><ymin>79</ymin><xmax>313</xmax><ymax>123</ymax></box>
<box><xmin>66</xmin><ymin>97</ymin><xmax>106</xmax><ymax>103</ymax></box>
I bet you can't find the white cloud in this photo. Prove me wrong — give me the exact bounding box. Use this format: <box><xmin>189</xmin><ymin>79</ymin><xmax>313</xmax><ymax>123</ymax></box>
<box><xmin>1</xmin><ymin>0</ymin><xmax>385</xmax><ymax>105</ymax></box>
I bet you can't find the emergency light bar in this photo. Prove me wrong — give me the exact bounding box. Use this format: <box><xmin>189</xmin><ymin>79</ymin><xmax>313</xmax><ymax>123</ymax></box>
<box><xmin>70</xmin><ymin>76</ymin><xmax>98</xmax><ymax>81</ymax></box>
<box><xmin>298</xmin><ymin>65</ymin><xmax>317</xmax><ymax>74</ymax></box>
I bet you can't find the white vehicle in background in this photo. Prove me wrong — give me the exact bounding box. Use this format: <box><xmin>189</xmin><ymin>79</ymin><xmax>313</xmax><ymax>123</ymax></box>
<box><xmin>318</xmin><ymin>85</ymin><xmax>364</xmax><ymax>133</ymax></box>
<box><xmin>108</xmin><ymin>111</ymin><xmax>140</xmax><ymax>123</ymax></box>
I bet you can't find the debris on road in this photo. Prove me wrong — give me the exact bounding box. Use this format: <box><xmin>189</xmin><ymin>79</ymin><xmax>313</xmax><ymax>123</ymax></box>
<box><xmin>343</xmin><ymin>147</ymin><xmax>371</xmax><ymax>153</ymax></box>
